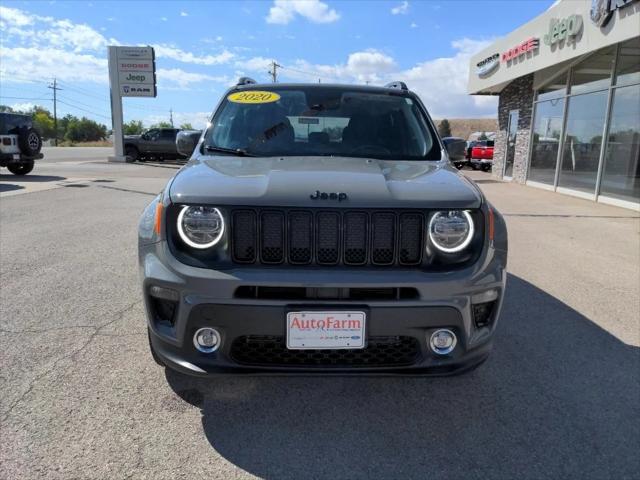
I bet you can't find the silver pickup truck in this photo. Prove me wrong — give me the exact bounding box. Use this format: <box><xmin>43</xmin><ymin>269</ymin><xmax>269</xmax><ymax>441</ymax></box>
<box><xmin>124</xmin><ymin>128</ymin><xmax>187</xmax><ymax>162</ymax></box>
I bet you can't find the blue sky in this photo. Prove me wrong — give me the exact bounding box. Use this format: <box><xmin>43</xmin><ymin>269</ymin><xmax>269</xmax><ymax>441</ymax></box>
<box><xmin>0</xmin><ymin>0</ymin><xmax>554</xmax><ymax>128</ymax></box>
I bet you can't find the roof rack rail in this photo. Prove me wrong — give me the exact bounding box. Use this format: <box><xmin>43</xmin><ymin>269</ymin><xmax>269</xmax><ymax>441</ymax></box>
<box><xmin>237</xmin><ymin>77</ymin><xmax>257</xmax><ymax>86</ymax></box>
<box><xmin>384</xmin><ymin>81</ymin><xmax>408</xmax><ymax>91</ymax></box>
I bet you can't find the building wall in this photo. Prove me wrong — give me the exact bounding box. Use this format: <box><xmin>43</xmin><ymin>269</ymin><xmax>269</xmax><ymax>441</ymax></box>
<box><xmin>468</xmin><ymin>0</ymin><xmax>640</xmax><ymax>95</ymax></box>
<box><xmin>492</xmin><ymin>74</ymin><xmax>534</xmax><ymax>183</ymax></box>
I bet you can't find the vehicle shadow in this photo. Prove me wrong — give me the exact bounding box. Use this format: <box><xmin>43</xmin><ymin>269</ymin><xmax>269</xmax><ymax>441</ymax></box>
<box><xmin>0</xmin><ymin>174</ymin><xmax>66</xmax><ymax>183</ymax></box>
<box><xmin>0</xmin><ymin>183</ymin><xmax>24</xmax><ymax>193</ymax></box>
<box><xmin>164</xmin><ymin>274</ymin><xmax>640</xmax><ymax>480</ymax></box>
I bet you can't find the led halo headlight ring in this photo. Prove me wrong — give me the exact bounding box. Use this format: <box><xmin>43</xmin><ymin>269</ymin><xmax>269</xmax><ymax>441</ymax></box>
<box><xmin>177</xmin><ymin>205</ymin><xmax>225</xmax><ymax>249</ymax></box>
<box><xmin>428</xmin><ymin>210</ymin><xmax>475</xmax><ymax>253</ymax></box>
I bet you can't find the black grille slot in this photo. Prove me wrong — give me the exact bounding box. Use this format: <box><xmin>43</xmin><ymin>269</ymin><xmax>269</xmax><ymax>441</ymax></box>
<box><xmin>316</xmin><ymin>212</ymin><xmax>340</xmax><ymax>264</ymax></box>
<box><xmin>260</xmin><ymin>211</ymin><xmax>284</xmax><ymax>263</ymax></box>
<box><xmin>288</xmin><ymin>211</ymin><xmax>312</xmax><ymax>264</ymax></box>
<box><xmin>371</xmin><ymin>212</ymin><xmax>396</xmax><ymax>265</ymax></box>
<box><xmin>230</xmin><ymin>208</ymin><xmax>426</xmax><ymax>267</ymax></box>
<box><xmin>231</xmin><ymin>335</ymin><xmax>420</xmax><ymax>368</ymax></box>
<box><xmin>399</xmin><ymin>213</ymin><xmax>423</xmax><ymax>265</ymax></box>
<box><xmin>232</xmin><ymin>210</ymin><xmax>257</xmax><ymax>263</ymax></box>
<box><xmin>343</xmin><ymin>212</ymin><xmax>368</xmax><ymax>265</ymax></box>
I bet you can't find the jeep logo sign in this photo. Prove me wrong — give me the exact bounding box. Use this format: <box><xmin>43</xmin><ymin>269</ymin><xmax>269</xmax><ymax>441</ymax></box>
<box><xmin>475</xmin><ymin>53</ymin><xmax>500</xmax><ymax>77</ymax></box>
<box><xmin>543</xmin><ymin>15</ymin><xmax>583</xmax><ymax>46</ymax></box>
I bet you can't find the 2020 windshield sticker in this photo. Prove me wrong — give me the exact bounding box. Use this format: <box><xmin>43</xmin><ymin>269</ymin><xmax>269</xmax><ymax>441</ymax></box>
<box><xmin>227</xmin><ymin>91</ymin><xmax>281</xmax><ymax>104</ymax></box>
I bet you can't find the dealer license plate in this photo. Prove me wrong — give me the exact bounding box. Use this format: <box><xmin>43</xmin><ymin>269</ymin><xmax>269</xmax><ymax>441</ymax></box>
<box><xmin>286</xmin><ymin>311</ymin><xmax>366</xmax><ymax>350</ymax></box>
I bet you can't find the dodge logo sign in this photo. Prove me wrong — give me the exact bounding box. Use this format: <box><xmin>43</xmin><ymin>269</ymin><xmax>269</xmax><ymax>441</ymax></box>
<box><xmin>476</xmin><ymin>53</ymin><xmax>500</xmax><ymax>77</ymax></box>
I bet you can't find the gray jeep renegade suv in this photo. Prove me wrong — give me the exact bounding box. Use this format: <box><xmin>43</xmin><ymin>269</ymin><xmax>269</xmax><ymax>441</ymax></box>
<box><xmin>138</xmin><ymin>79</ymin><xmax>508</xmax><ymax>376</ymax></box>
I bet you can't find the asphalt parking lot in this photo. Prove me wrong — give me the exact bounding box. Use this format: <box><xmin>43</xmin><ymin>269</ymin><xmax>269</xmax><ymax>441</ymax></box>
<box><xmin>1</xmin><ymin>150</ymin><xmax>639</xmax><ymax>480</ymax></box>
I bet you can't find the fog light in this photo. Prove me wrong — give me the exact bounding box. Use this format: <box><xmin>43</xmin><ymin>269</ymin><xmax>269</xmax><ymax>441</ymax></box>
<box><xmin>193</xmin><ymin>327</ymin><xmax>221</xmax><ymax>353</ymax></box>
<box><xmin>429</xmin><ymin>329</ymin><xmax>457</xmax><ymax>355</ymax></box>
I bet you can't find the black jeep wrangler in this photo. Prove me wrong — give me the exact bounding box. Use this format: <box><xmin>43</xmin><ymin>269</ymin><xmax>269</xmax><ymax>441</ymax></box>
<box><xmin>0</xmin><ymin>113</ymin><xmax>43</xmax><ymax>175</ymax></box>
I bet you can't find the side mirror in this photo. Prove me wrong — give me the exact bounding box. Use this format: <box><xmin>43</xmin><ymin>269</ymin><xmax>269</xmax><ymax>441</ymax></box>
<box><xmin>442</xmin><ymin>137</ymin><xmax>466</xmax><ymax>161</ymax></box>
<box><xmin>141</xmin><ymin>133</ymin><xmax>149</xmax><ymax>140</ymax></box>
<box><xmin>176</xmin><ymin>130</ymin><xmax>201</xmax><ymax>158</ymax></box>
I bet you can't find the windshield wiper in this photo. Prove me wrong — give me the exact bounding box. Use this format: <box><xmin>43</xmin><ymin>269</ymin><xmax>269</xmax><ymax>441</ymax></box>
<box><xmin>204</xmin><ymin>145</ymin><xmax>255</xmax><ymax>157</ymax></box>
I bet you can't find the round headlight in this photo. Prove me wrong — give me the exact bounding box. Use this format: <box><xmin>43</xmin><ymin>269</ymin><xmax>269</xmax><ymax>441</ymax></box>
<box><xmin>428</xmin><ymin>210</ymin><xmax>474</xmax><ymax>253</ymax></box>
<box><xmin>177</xmin><ymin>206</ymin><xmax>224</xmax><ymax>249</ymax></box>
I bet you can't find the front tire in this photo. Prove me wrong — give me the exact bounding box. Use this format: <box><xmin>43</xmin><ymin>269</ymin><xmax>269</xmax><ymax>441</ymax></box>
<box><xmin>481</xmin><ymin>164</ymin><xmax>491</xmax><ymax>172</ymax></box>
<box><xmin>125</xmin><ymin>145</ymin><xmax>139</xmax><ymax>163</ymax></box>
<box><xmin>7</xmin><ymin>160</ymin><xmax>34</xmax><ymax>175</ymax></box>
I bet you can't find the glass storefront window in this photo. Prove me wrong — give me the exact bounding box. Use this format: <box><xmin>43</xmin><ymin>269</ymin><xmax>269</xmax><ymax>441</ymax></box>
<box><xmin>537</xmin><ymin>70</ymin><xmax>568</xmax><ymax>101</ymax></box>
<box><xmin>570</xmin><ymin>46</ymin><xmax>615</xmax><ymax>95</ymax></box>
<box><xmin>615</xmin><ymin>38</ymin><xmax>640</xmax><ymax>87</ymax></box>
<box><xmin>557</xmin><ymin>90</ymin><xmax>609</xmax><ymax>194</ymax></box>
<box><xmin>600</xmin><ymin>84</ymin><xmax>640</xmax><ymax>203</ymax></box>
<box><xmin>529</xmin><ymin>98</ymin><xmax>565</xmax><ymax>185</ymax></box>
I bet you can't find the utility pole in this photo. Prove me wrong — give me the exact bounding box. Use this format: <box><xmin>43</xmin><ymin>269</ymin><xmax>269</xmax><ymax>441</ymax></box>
<box><xmin>169</xmin><ymin>108</ymin><xmax>174</xmax><ymax>127</ymax></box>
<box><xmin>268</xmin><ymin>60</ymin><xmax>281</xmax><ymax>83</ymax></box>
<box><xmin>48</xmin><ymin>78</ymin><xmax>62</xmax><ymax>146</ymax></box>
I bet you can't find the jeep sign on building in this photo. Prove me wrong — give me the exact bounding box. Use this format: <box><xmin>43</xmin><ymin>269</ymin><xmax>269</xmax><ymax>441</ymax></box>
<box><xmin>468</xmin><ymin>0</ymin><xmax>640</xmax><ymax>210</ymax></box>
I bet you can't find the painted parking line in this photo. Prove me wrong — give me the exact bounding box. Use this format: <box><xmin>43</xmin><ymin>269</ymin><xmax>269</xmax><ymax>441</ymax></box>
<box><xmin>0</xmin><ymin>177</ymin><xmax>96</xmax><ymax>197</ymax></box>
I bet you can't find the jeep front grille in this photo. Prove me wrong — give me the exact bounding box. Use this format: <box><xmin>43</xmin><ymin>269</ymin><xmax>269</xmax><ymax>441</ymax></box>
<box><xmin>231</xmin><ymin>208</ymin><xmax>424</xmax><ymax>267</ymax></box>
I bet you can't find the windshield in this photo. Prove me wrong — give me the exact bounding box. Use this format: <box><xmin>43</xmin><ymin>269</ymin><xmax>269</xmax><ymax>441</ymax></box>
<box><xmin>204</xmin><ymin>86</ymin><xmax>440</xmax><ymax>160</ymax></box>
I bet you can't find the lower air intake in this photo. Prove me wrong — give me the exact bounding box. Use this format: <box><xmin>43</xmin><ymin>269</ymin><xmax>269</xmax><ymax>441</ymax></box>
<box><xmin>230</xmin><ymin>335</ymin><xmax>420</xmax><ymax>368</ymax></box>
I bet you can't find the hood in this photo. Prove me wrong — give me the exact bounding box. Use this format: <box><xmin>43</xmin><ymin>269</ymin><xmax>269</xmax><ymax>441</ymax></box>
<box><xmin>169</xmin><ymin>155</ymin><xmax>483</xmax><ymax>209</ymax></box>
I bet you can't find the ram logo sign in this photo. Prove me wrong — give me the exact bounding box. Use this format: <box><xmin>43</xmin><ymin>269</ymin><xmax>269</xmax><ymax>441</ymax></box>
<box><xmin>475</xmin><ymin>53</ymin><xmax>500</xmax><ymax>77</ymax></box>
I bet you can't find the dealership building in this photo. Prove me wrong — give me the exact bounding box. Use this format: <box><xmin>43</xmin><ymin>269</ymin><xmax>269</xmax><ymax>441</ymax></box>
<box><xmin>468</xmin><ymin>0</ymin><xmax>640</xmax><ymax>210</ymax></box>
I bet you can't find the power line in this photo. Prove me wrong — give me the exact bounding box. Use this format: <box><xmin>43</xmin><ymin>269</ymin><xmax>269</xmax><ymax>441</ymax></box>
<box><xmin>48</xmin><ymin>78</ymin><xmax>62</xmax><ymax>146</ymax></box>
<box><xmin>0</xmin><ymin>95</ymin><xmax>50</xmax><ymax>101</ymax></box>
<box><xmin>56</xmin><ymin>99</ymin><xmax>111</xmax><ymax>120</ymax></box>
<box><xmin>57</xmin><ymin>94</ymin><xmax>110</xmax><ymax>114</ymax></box>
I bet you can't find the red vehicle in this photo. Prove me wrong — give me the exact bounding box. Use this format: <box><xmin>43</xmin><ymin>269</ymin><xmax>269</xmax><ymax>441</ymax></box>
<box><xmin>470</xmin><ymin>140</ymin><xmax>494</xmax><ymax>172</ymax></box>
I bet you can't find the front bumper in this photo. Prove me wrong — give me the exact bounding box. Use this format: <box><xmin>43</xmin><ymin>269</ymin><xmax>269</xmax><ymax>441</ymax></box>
<box><xmin>140</xmin><ymin>241</ymin><xmax>507</xmax><ymax>375</ymax></box>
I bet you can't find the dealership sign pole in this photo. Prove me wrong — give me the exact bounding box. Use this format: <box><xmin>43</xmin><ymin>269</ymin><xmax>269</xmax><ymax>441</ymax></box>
<box><xmin>107</xmin><ymin>46</ymin><xmax>157</xmax><ymax>162</ymax></box>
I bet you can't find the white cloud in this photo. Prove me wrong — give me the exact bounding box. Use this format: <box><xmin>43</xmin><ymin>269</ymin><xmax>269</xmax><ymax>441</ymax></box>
<box><xmin>9</xmin><ymin>102</ymin><xmax>37</xmax><ymax>112</ymax></box>
<box><xmin>156</xmin><ymin>68</ymin><xmax>230</xmax><ymax>89</ymax></box>
<box><xmin>0</xmin><ymin>47</ymin><xmax>108</xmax><ymax>83</ymax></box>
<box><xmin>0</xmin><ymin>6</ymin><xmax>33</xmax><ymax>26</ymax></box>
<box><xmin>237</xmin><ymin>56</ymin><xmax>273</xmax><ymax>72</ymax></box>
<box><xmin>274</xmin><ymin>39</ymin><xmax>497</xmax><ymax>117</ymax></box>
<box><xmin>153</xmin><ymin>44</ymin><xmax>234</xmax><ymax>65</ymax></box>
<box><xmin>391</xmin><ymin>1</ymin><xmax>409</xmax><ymax>15</ymax></box>
<box><xmin>143</xmin><ymin>111</ymin><xmax>210</xmax><ymax>129</ymax></box>
<box><xmin>266</xmin><ymin>0</ymin><xmax>340</xmax><ymax>24</ymax></box>
<box><xmin>410</xmin><ymin>22</ymin><xmax>418</xmax><ymax>28</ymax></box>
<box><xmin>160</xmin><ymin>17</ymin><xmax>168</xmax><ymax>22</ymax></box>
<box><xmin>396</xmin><ymin>38</ymin><xmax>497</xmax><ymax>117</ymax></box>
<box><xmin>180</xmin><ymin>11</ymin><xmax>188</xmax><ymax>17</ymax></box>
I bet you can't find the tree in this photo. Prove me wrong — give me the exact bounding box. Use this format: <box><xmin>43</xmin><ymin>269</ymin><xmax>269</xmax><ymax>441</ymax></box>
<box><xmin>31</xmin><ymin>107</ymin><xmax>56</xmax><ymax>139</ymax></box>
<box><xmin>150</xmin><ymin>121</ymin><xmax>172</xmax><ymax>129</ymax></box>
<box><xmin>0</xmin><ymin>105</ymin><xmax>14</xmax><ymax>113</ymax></box>
<box><xmin>438</xmin><ymin>119</ymin><xmax>452</xmax><ymax>138</ymax></box>
<box><xmin>64</xmin><ymin>117</ymin><xmax>107</xmax><ymax>142</ymax></box>
<box><xmin>179</xmin><ymin>122</ymin><xmax>194</xmax><ymax>130</ymax></box>
<box><xmin>123</xmin><ymin>120</ymin><xmax>144</xmax><ymax>135</ymax></box>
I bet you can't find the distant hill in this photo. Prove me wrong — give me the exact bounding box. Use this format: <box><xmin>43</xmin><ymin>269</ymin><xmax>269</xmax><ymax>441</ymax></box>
<box><xmin>435</xmin><ymin>118</ymin><xmax>498</xmax><ymax>141</ymax></box>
